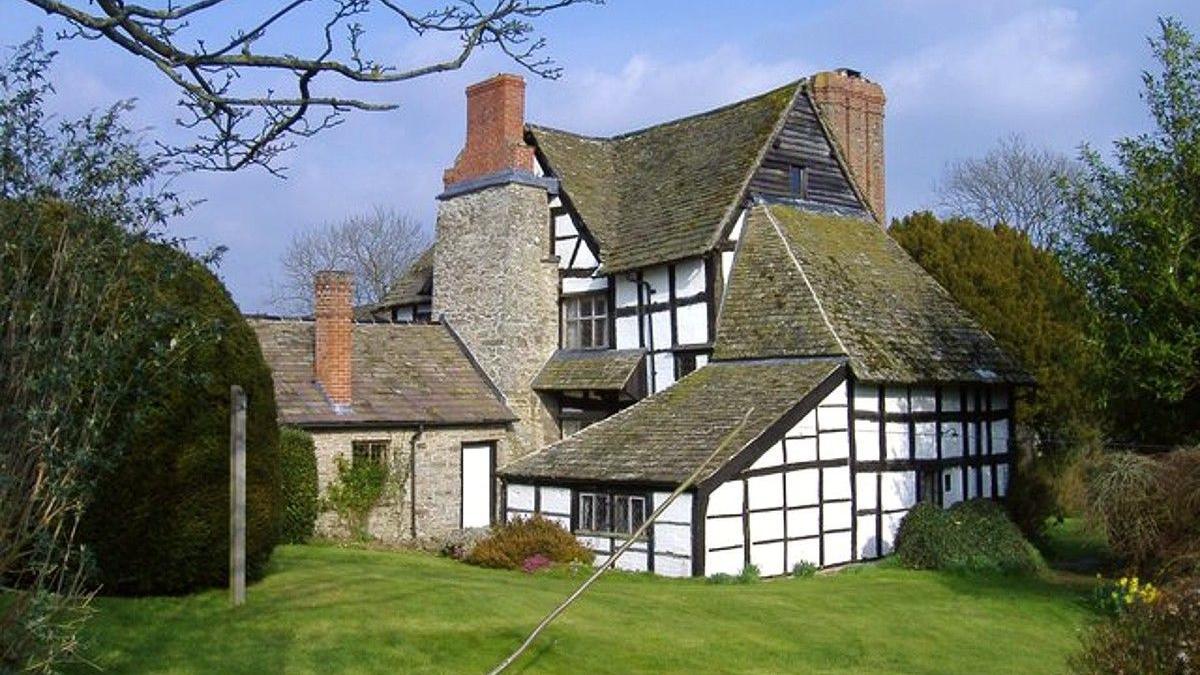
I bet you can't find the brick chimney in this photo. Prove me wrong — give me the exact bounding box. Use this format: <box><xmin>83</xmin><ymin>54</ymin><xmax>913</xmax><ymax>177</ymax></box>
<box><xmin>443</xmin><ymin>73</ymin><xmax>535</xmax><ymax>187</ymax></box>
<box><xmin>809</xmin><ymin>69</ymin><xmax>886</xmax><ymax>221</ymax></box>
<box><xmin>314</xmin><ymin>270</ymin><xmax>353</xmax><ymax>409</ymax></box>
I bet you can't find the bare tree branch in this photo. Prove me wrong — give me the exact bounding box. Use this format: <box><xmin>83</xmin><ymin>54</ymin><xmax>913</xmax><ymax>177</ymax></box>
<box><xmin>21</xmin><ymin>0</ymin><xmax>600</xmax><ymax>174</ymax></box>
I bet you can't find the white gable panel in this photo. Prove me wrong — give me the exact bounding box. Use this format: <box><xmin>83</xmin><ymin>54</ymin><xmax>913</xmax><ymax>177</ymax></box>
<box><xmin>786</xmin><ymin>436</ymin><xmax>818</xmax><ymax>464</ymax></box>
<box><xmin>554</xmin><ymin>212</ymin><xmax>577</xmax><ymax>237</ymax></box>
<box><xmin>675</xmin><ymin>258</ymin><xmax>706</xmax><ymax>297</ymax></box>
<box><xmin>747</xmin><ymin>474</ymin><xmax>784</xmax><ymax>510</ymax></box>
<box><xmin>822</xmin><ymin>382</ymin><xmax>849</xmax><ymax>406</ymax></box>
<box><xmin>615</xmin><ymin>316</ymin><xmax>640</xmax><ymax>349</ymax></box>
<box><xmin>721</xmin><ymin>250</ymin><xmax>735</xmax><ymax>288</ymax></box>
<box><xmin>554</xmin><ymin>237</ymin><xmax>576</xmax><ymax>262</ymax></box>
<box><xmin>793</xmin><ymin>410</ymin><xmax>817</xmax><ymax>437</ymax></box>
<box><xmin>571</xmin><ymin>241</ymin><xmax>598</xmax><ymax>269</ymax></box>
<box><xmin>706</xmin><ymin>547</ymin><xmax>745</xmax><ymax>576</ymax></box>
<box><xmin>675</xmin><ymin>302</ymin><xmax>709</xmax><ymax>345</ymax></box>
<box><xmin>750</xmin><ymin>442</ymin><xmax>784</xmax><ymax>471</ymax></box>
<box><xmin>817</xmin><ymin>405</ymin><xmax>847</xmax><ymax>431</ymax></box>
<box><xmin>652</xmin><ymin>492</ymin><xmax>692</xmax><ymax>524</ymax></box>
<box><xmin>707</xmin><ymin>481</ymin><xmax>743</xmax><ymax>516</ymax></box>
<box><xmin>506</xmin><ymin>484</ymin><xmax>534</xmax><ymax>511</ymax></box>
<box><xmin>728</xmin><ymin>209</ymin><xmax>746</xmax><ymax>241</ymax></box>
<box><xmin>819</xmin><ymin>430</ymin><xmax>849</xmax><ymax>460</ymax></box>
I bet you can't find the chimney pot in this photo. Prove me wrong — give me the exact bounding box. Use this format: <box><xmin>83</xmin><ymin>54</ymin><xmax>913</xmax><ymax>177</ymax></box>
<box><xmin>314</xmin><ymin>270</ymin><xmax>353</xmax><ymax>408</ymax></box>
<box><xmin>444</xmin><ymin>73</ymin><xmax>535</xmax><ymax>187</ymax></box>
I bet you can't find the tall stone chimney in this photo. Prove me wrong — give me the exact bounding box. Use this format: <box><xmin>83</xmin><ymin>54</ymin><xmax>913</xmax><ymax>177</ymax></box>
<box><xmin>314</xmin><ymin>270</ymin><xmax>353</xmax><ymax>409</ymax></box>
<box><xmin>435</xmin><ymin>73</ymin><xmax>559</xmax><ymax>458</ymax></box>
<box><xmin>809</xmin><ymin>69</ymin><xmax>886</xmax><ymax>221</ymax></box>
<box><xmin>443</xmin><ymin>74</ymin><xmax>536</xmax><ymax>187</ymax></box>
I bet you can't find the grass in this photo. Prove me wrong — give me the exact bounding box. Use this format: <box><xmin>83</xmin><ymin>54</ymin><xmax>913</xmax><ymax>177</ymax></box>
<box><xmin>1040</xmin><ymin>518</ymin><xmax>1115</xmax><ymax>573</ymax></box>
<box><xmin>71</xmin><ymin>544</ymin><xmax>1097</xmax><ymax>674</ymax></box>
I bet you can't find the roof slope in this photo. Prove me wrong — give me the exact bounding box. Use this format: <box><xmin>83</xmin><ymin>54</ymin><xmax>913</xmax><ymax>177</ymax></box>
<box><xmin>529</xmin><ymin>82</ymin><xmax>797</xmax><ymax>272</ymax></box>
<box><xmin>249</xmin><ymin>317</ymin><xmax>514</xmax><ymax>427</ymax></box>
<box><xmin>499</xmin><ymin>358</ymin><xmax>844</xmax><ymax>485</ymax></box>
<box><xmin>377</xmin><ymin>245</ymin><xmax>434</xmax><ymax>309</ymax></box>
<box><xmin>532</xmin><ymin>349</ymin><xmax>646</xmax><ymax>395</ymax></box>
<box><xmin>728</xmin><ymin>205</ymin><xmax>1032</xmax><ymax>384</ymax></box>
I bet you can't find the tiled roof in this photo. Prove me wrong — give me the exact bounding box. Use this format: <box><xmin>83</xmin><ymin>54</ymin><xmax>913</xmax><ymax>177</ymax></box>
<box><xmin>248</xmin><ymin>317</ymin><xmax>514</xmax><ymax>427</ymax></box>
<box><xmin>531</xmin><ymin>349</ymin><xmax>646</xmax><ymax>396</ymax></box>
<box><xmin>499</xmin><ymin>359</ymin><xmax>845</xmax><ymax>485</ymax></box>
<box><xmin>715</xmin><ymin>204</ymin><xmax>1033</xmax><ymax>384</ymax></box>
<box><xmin>528</xmin><ymin>81</ymin><xmax>797</xmax><ymax>273</ymax></box>
<box><xmin>376</xmin><ymin>245</ymin><xmax>434</xmax><ymax>309</ymax></box>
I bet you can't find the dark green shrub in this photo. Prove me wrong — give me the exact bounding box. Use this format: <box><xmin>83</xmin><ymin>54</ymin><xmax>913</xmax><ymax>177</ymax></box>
<box><xmin>792</xmin><ymin>561</ymin><xmax>818</xmax><ymax>578</ymax></box>
<box><xmin>324</xmin><ymin>455</ymin><xmax>388</xmax><ymax>541</ymax></box>
<box><xmin>278</xmin><ymin>427</ymin><xmax>319</xmax><ymax>544</ymax></box>
<box><xmin>465</xmin><ymin>516</ymin><xmax>592</xmax><ymax>570</ymax></box>
<box><xmin>895</xmin><ymin>500</ymin><xmax>1044</xmax><ymax>575</ymax></box>
<box><xmin>1071</xmin><ymin>576</ymin><xmax>1199</xmax><ymax>674</ymax></box>
<box><xmin>79</xmin><ymin>243</ymin><xmax>282</xmax><ymax>595</ymax></box>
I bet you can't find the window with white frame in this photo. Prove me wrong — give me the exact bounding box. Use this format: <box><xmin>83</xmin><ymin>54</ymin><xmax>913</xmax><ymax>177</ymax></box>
<box><xmin>563</xmin><ymin>293</ymin><xmax>608</xmax><ymax>349</ymax></box>
<box><xmin>578</xmin><ymin>492</ymin><xmax>646</xmax><ymax>535</ymax></box>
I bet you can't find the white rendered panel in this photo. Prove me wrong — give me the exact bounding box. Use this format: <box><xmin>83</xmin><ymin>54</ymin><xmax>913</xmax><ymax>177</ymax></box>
<box><xmin>706</xmin><ymin>547</ymin><xmax>744</xmax><ymax>576</ymax></box>
<box><xmin>881</xmin><ymin>512</ymin><xmax>905</xmax><ymax>554</ymax></box>
<box><xmin>721</xmin><ymin>250</ymin><xmax>735</xmax><ymax>288</ymax></box>
<box><xmin>544</xmin><ymin>514</ymin><xmax>570</xmax><ymax>530</ymax></box>
<box><xmin>825</xmin><ymin>382</ymin><xmax>849</xmax><ymax>406</ymax></box>
<box><xmin>706</xmin><ymin>517</ymin><xmax>744</xmax><ymax>549</ymax></box>
<box><xmin>785</xmin><ymin>470</ymin><xmax>820</xmax><ymax>507</ymax></box>
<box><xmin>707</xmin><ymin>481</ymin><xmax>743</xmax><ymax>516</ymax></box>
<box><xmin>967</xmin><ymin>468</ymin><xmax>979</xmax><ymax>499</ymax></box>
<box><xmin>539</xmin><ymin>486</ymin><xmax>571</xmax><ymax>516</ymax></box>
<box><xmin>751</xmin><ymin>541</ymin><xmax>786</xmax><ymax>577</ymax></box>
<box><xmin>819</xmin><ymin>430</ymin><xmax>850</xmax><ymax>460</ymax></box>
<box><xmin>824</xmin><ymin>531</ymin><xmax>853</xmax><ymax>565</ymax></box>
<box><xmin>941</xmin><ymin>424</ymin><xmax>963</xmax><ymax>458</ymax></box>
<box><xmin>943</xmin><ymin>469</ymin><xmax>962</xmax><ymax>508</ymax></box>
<box><xmin>554</xmin><ymin>237</ymin><xmax>576</xmax><ymax>265</ymax></box>
<box><xmin>749</xmin><ymin>510</ymin><xmax>785</xmax><ymax>543</ymax></box>
<box><xmin>787</xmin><ymin>507</ymin><xmax>820</xmax><ymax>537</ymax></box>
<box><xmin>817</xmin><ymin>405</ymin><xmax>847</xmax><ymax>431</ymax></box>
<box><xmin>853</xmin><ymin>383</ymin><xmax>880</xmax><ymax>413</ymax></box>
<box><xmin>997</xmin><ymin>463</ymin><xmax>1010</xmax><ymax>497</ymax></box>
<box><xmin>506</xmin><ymin>484</ymin><xmax>534</xmax><ymax>511</ymax></box>
<box><xmin>644</xmin><ymin>266</ymin><xmax>669</xmax><ymax>306</ymax></box>
<box><xmin>648</xmin><ymin>311</ymin><xmax>672</xmax><ymax>350</ymax></box>
<box><xmin>554</xmin><ymin>212</ymin><xmax>577</xmax><ymax>236</ymax></box>
<box><xmin>981</xmin><ymin>466</ymin><xmax>994</xmax><ymax>498</ymax></box>
<box><xmin>675</xmin><ymin>258</ymin><xmax>706</xmax><ymax>297</ymax></box>
<box><xmin>794</xmin><ymin>410</ymin><xmax>817</xmax><ymax>437</ymax></box>
<box><xmin>695</xmin><ymin>354</ymin><xmax>709</xmax><ymax>368</ymax></box>
<box><xmin>855</xmin><ymin>419</ymin><xmax>881</xmax><ymax>462</ymax></box>
<box><xmin>675</xmin><ymin>302</ymin><xmax>709</xmax><ymax>345</ymax></box>
<box><xmin>855</xmin><ymin>472</ymin><xmax>879</xmax><ymax>510</ymax></box>
<box><xmin>911</xmin><ymin>387</ymin><xmax>936</xmax><ymax>413</ymax></box>
<box><xmin>881</xmin><ymin>472</ymin><xmax>916</xmax><ymax>511</ymax></box>
<box><xmin>857</xmin><ymin>515</ymin><xmax>880</xmax><ymax>559</ymax></box>
<box><xmin>885</xmin><ymin>422</ymin><xmax>909</xmax><ymax>460</ymax></box>
<box><xmin>394</xmin><ymin>306</ymin><xmax>414</xmax><ymax>322</ymax></box>
<box><xmin>615</xmin><ymin>316</ymin><xmax>640</xmax><ymax>349</ymax></box>
<box><xmin>652</xmin><ymin>352</ymin><xmax>675</xmax><ymax>391</ymax></box>
<box><xmin>562</xmin><ymin>276</ymin><xmax>608</xmax><ymax>294</ymax></box>
<box><xmin>654</xmin><ymin>524</ymin><xmax>692</xmax><ymax>556</ymax></box>
<box><xmin>615</xmin><ymin>277</ymin><xmax>639</xmax><ymax>309</ymax></box>
<box><xmin>823</xmin><ymin>501</ymin><xmax>852</xmax><ymax>532</ymax></box>
<box><xmin>614</xmin><ymin>550</ymin><xmax>648</xmax><ymax>572</ymax></box>
<box><xmin>786</xmin><ymin>436</ymin><xmax>817</xmax><ymax>464</ymax></box>
<box><xmin>652</xmin><ymin>492</ymin><xmax>692</xmax><ymax>524</ymax></box>
<box><xmin>460</xmin><ymin>444</ymin><xmax>493</xmax><ymax>528</ymax></box>
<box><xmin>728</xmin><ymin>209</ymin><xmax>746</xmax><ymax>241</ymax></box>
<box><xmin>885</xmin><ymin>387</ymin><xmax>910</xmax><ymax>413</ymax></box>
<box><xmin>990</xmin><ymin>421</ymin><xmax>1010</xmax><ymax>455</ymax></box>
<box><xmin>941</xmin><ymin>387</ymin><xmax>962</xmax><ymax>412</ymax></box>
<box><xmin>655</xmin><ymin>555</ymin><xmax>691</xmax><ymax>578</ymax></box>
<box><xmin>750</xmin><ymin>442</ymin><xmax>784</xmax><ymax>471</ymax></box>
<box><xmin>788</xmin><ymin>539</ymin><xmax>820</xmax><ymax>567</ymax></box>
<box><xmin>822</xmin><ymin>466</ymin><xmax>852</xmax><ymax>501</ymax></box>
<box><xmin>915</xmin><ymin>422</ymin><xmax>937</xmax><ymax>459</ymax></box>
<box><xmin>747</xmin><ymin>474</ymin><xmax>784</xmax><ymax>510</ymax></box>
<box><xmin>572</xmin><ymin>242</ymin><xmax>598</xmax><ymax>269</ymax></box>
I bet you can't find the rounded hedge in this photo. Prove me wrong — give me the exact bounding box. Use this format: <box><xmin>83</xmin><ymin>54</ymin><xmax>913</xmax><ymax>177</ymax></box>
<box><xmin>80</xmin><ymin>241</ymin><xmax>282</xmax><ymax>595</ymax></box>
<box><xmin>278</xmin><ymin>427</ymin><xmax>319</xmax><ymax>544</ymax></box>
<box><xmin>894</xmin><ymin>499</ymin><xmax>1044</xmax><ymax>575</ymax></box>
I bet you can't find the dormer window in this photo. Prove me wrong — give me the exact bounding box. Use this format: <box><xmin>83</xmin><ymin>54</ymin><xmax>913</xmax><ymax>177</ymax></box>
<box><xmin>563</xmin><ymin>293</ymin><xmax>609</xmax><ymax>349</ymax></box>
<box><xmin>789</xmin><ymin>164</ymin><xmax>808</xmax><ymax>199</ymax></box>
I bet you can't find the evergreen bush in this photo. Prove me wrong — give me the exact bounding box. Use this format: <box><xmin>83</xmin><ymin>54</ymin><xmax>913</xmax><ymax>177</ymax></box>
<box><xmin>894</xmin><ymin>500</ymin><xmax>1044</xmax><ymax>575</ymax></box>
<box><xmin>465</xmin><ymin>516</ymin><xmax>592</xmax><ymax>570</ymax></box>
<box><xmin>278</xmin><ymin>427</ymin><xmax>319</xmax><ymax>544</ymax></box>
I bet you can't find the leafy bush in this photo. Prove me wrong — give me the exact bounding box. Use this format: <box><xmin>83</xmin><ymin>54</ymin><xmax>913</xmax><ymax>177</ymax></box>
<box><xmin>465</xmin><ymin>516</ymin><xmax>592</xmax><ymax>570</ymax></box>
<box><xmin>79</xmin><ymin>241</ymin><xmax>282</xmax><ymax>596</ymax></box>
<box><xmin>895</xmin><ymin>500</ymin><xmax>1044</xmax><ymax>575</ymax></box>
<box><xmin>707</xmin><ymin>565</ymin><xmax>762</xmax><ymax>585</ymax></box>
<box><xmin>1071</xmin><ymin>576</ymin><xmax>1200</xmax><ymax>674</ymax></box>
<box><xmin>278</xmin><ymin>427</ymin><xmax>319</xmax><ymax>544</ymax></box>
<box><xmin>324</xmin><ymin>456</ymin><xmax>388</xmax><ymax>541</ymax></box>
<box><xmin>792</xmin><ymin>561</ymin><xmax>818</xmax><ymax>578</ymax></box>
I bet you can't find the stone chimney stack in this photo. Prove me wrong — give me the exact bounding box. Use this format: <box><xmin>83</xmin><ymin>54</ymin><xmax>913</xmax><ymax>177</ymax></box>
<box><xmin>314</xmin><ymin>270</ymin><xmax>353</xmax><ymax>408</ymax></box>
<box><xmin>809</xmin><ymin>69</ymin><xmax>886</xmax><ymax>222</ymax></box>
<box><xmin>443</xmin><ymin>73</ymin><xmax>536</xmax><ymax>187</ymax></box>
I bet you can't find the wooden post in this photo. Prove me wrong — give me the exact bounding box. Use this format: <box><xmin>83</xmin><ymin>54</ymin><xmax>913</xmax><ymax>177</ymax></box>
<box><xmin>230</xmin><ymin>385</ymin><xmax>246</xmax><ymax>607</ymax></box>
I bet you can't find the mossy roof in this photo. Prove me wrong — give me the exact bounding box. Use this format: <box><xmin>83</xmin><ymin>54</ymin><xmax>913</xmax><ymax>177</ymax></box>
<box><xmin>376</xmin><ymin>245</ymin><xmax>434</xmax><ymax>309</ymax></box>
<box><xmin>528</xmin><ymin>82</ymin><xmax>798</xmax><ymax>273</ymax></box>
<box><xmin>531</xmin><ymin>349</ymin><xmax>646</xmax><ymax>395</ymax></box>
<box><xmin>499</xmin><ymin>358</ymin><xmax>844</xmax><ymax>485</ymax></box>
<box><xmin>714</xmin><ymin>205</ymin><xmax>1033</xmax><ymax>384</ymax></box>
<box><xmin>248</xmin><ymin>317</ymin><xmax>514</xmax><ymax>427</ymax></box>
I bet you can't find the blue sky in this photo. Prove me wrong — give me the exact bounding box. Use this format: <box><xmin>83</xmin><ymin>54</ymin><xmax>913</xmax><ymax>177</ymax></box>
<box><xmin>3</xmin><ymin>1</ymin><xmax>1197</xmax><ymax>312</ymax></box>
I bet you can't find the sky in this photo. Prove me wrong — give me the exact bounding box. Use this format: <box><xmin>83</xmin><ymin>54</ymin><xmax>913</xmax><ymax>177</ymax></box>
<box><xmin>3</xmin><ymin>1</ymin><xmax>1198</xmax><ymax>313</ymax></box>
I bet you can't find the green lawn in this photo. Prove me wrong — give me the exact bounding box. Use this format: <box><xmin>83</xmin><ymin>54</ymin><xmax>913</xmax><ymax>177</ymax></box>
<box><xmin>71</xmin><ymin>544</ymin><xmax>1097</xmax><ymax>674</ymax></box>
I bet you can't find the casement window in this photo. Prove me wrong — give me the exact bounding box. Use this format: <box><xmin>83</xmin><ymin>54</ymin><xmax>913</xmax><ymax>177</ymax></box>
<box><xmin>578</xmin><ymin>492</ymin><xmax>646</xmax><ymax>535</ymax></box>
<box><xmin>351</xmin><ymin>440</ymin><xmax>389</xmax><ymax>468</ymax></box>
<box><xmin>789</xmin><ymin>164</ymin><xmax>808</xmax><ymax>199</ymax></box>
<box><xmin>562</xmin><ymin>293</ymin><xmax>609</xmax><ymax>349</ymax></box>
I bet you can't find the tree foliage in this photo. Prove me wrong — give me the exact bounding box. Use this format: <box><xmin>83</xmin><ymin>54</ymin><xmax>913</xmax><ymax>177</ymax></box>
<box><xmin>20</xmin><ymin>0</ymin><xmax>599</xmax><ymax>174</ymax></box>
<box><xmin>937</xmin><ymin>134</ymin><xmax>1080</xmax><ymax>248</ymax></box>
<box><xmin>272</xmin><ymin>206</ymin><xmax>429</xmax><ymax>313</ymax></box>
<box><xmin>278</xmin><ymin>427</ymin><xmax>320</xmax><ymax>544</ymax></box>
<box><xmin>1060</xmin><ymin>17</ymin><xmax>1200</xmax><ymax>446</ymax></box>
<box><xmin>890</xmin><ymin>212</ymin><xmax>1099</xmax><ymax>456</ymax></box>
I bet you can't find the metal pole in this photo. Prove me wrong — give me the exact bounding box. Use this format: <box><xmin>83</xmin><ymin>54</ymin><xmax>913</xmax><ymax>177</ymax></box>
<box><xmin>230</xmin><ymin>385</ymin><xmax>246</xmax><ymax>607</ymax></box>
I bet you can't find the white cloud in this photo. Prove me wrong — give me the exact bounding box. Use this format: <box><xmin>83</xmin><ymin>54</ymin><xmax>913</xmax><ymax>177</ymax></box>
<box><xmin>883</xmin><ymin>7</ymin><xmax>1100</xmax><ymax>118</ymax></box>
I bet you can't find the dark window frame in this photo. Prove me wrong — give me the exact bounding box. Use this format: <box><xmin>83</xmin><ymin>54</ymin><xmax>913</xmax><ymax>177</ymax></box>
<box><xmin>789</xmin><ymin>164</ymin><xmax>808</xmax><ymax>199</ymax></box>
<box><xmin>351</xmin><ymin>439</ymin><xmax>389</xmax><ymax>468</ymax></box>
<box><xmin>576</xmin><ymin>491</ymin><xmax>648</xmax><ymax>536</ymax></box>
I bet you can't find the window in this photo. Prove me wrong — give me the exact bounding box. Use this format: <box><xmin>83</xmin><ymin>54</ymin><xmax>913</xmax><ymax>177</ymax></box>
<box><xmin>943</xmin><ymin>472</ymin><xmax>953</xmax><ymax>493</ymax></box>
<box><xmin>563</xmin><ymin>293</ymin><xmax>609</xmax><ymax>349</ymax></box>
<box><xmin>675</xmin><ymin>352</ymin><xmax>698</xmax><ymax>379</ymax></box>
<box><xmin>788</xmin><ymin>164</ymin><xmax>808</xmax><ymax>199</ymax></box>
<box><xmin>578</xmin><ymin>492</ymin><xmax>646</xmax><ymax>534</ymax></box>
<box><xmin>351</xmin><ymin>440</ymin><xmax>388</xmax><ymax>468</ymax></box>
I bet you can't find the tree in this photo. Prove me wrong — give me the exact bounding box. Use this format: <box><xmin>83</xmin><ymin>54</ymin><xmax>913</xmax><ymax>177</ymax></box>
<box><xmin>20</xmin><ymin>0</ymin><xmax>598</xmax><ymax>174</ymax></box>
<box><xmin>936</xmin><ymin>134</ymin><xmax>1080</xmax><ymax>248</ymax></box>
<box><xmin>1061</xmin><ymin>17</ymin><xmax>1200</xmax><ymax>446</ymax></box>
<box><xmin>272</xmin><ymin>206</ymin><xmax>429</xmax><ymax>314</ymax></box>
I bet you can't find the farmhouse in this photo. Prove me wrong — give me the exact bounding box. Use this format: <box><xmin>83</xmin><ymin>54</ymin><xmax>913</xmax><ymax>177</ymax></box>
<box><xmin>252</xmin><ymin>68</ymin><xmax>1031</xmax><ymax>572</ymax></box>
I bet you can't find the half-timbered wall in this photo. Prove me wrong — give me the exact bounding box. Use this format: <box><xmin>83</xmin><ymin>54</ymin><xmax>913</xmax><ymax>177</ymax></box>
<box><xmin>703</xmin><ymin>381</ymin><xmax>852</xmax><ymax>577</ymax></box>
<box><xmin>503</xmin><ymin>483</ymin><xmax>693</xmax><ymax>577</ymax></box>
<box><xmin>850</xmin><ymin>382</ymin><xmax>1013</xmax><ymax>560</ymax></box>
<box><xmin>613</xmin><ymin>257</ymin><xmax>713</xmax><ymax>393</ymax></box>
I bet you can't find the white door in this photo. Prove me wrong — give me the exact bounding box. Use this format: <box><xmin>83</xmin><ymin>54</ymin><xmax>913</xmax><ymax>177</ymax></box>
<box><xmin>461</xmin><ymin>443</ymin><xmax>494</xmax><ymax>528</ymax></box>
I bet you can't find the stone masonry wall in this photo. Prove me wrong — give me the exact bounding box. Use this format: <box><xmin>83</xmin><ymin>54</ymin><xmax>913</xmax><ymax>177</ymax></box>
<box><xmin>432</xmin><ymin>182</ymin><xmax>560</xmax><ymax>458</ymax></box>
<box><xmin>309</xmin><ymin>424</ymin><xmax>511</xmax><ymax>542</ymax></box>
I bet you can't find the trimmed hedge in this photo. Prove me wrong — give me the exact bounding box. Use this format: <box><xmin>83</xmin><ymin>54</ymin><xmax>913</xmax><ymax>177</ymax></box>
<box><xmin>895</xmin><ymin>500</ymin><xmax>1044</xmax><ymax>575</ymax></box>
<box><xmin>278</xmin><ymin>427</ymin><xmax>319</xmax><ymax>544</ymax></box>
<box><xmin>465</xmin><ymin>516</ymin><xmax>592</xmax><ymax>570</ymax></box>
<box><xmin>80</xmin><ymin>242</ymin><xmax>282</xmax><ymax>595</ymax></box>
